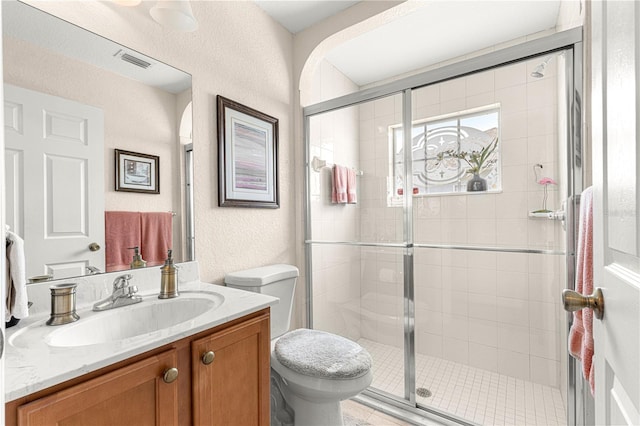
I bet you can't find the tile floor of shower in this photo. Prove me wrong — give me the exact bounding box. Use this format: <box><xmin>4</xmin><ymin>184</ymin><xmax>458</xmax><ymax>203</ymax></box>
<box><xmin>350</xmin><ymin>339</ymin><xmax>567</xmax><ymax>426</ymax></box>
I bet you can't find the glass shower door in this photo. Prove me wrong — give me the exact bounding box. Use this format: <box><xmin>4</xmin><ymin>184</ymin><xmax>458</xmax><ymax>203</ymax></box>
<box><xmin>306</xmin><ymin>93</ymin><xmax>411</xmax><ymax>403</ymax></box>
<box><xmin>411</xmin><ymin>52</ymin><xmax>570</xmax><ymax>425</ymax></box>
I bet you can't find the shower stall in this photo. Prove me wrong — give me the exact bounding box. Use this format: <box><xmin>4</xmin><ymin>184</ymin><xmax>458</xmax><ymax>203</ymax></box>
<box><xmin>304</xmin><ymin>29</ymin><xmax>583</xmax><ymax>426</ymax></box>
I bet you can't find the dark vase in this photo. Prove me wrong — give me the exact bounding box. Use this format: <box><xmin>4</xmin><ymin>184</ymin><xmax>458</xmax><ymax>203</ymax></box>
<box><xmin>467</xmin><ymin>173</ymin><xmax>487</xmax><ymax>192</ymax></box>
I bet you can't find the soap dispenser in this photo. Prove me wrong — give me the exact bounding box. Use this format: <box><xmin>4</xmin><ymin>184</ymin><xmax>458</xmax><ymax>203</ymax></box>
<box><xmin>128</xmin><ymin>246</ymin><xmax>147</xmax><ymax>269</ymax></box>
<box><xmin>159</xmin><ymin>249</ymin><xmax>178</xmax><ymax>299</ymax></box>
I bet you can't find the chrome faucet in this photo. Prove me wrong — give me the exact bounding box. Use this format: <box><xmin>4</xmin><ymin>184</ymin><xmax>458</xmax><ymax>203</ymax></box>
<box><xmin>92</xmin><ymin>274</ymin><xmax>142</xmax><ymax>311</ymax></box>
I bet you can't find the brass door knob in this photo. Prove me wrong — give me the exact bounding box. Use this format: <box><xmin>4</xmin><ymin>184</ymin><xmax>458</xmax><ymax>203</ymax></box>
<box><xmin>162</xmin><ymin>367</ymin><xmax>179</xmax><ymax>383</ymax></box>
<box><xmin>562</xmin><ymin>288</ymin><xmax>604</xmax><ymax>319</ymax></box>
<box><xmin>202</xmin><ymin>351</ymin><xmax>215</xmax><ymax>365</ymax></box>
<box><xmin>88</xmin><ymin>242</ymin><xmax>101</xmax><ymax>252</ymax></box>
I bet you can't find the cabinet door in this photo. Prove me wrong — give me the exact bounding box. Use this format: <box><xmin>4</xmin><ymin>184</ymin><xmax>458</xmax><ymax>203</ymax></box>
<box><xmin>192</xmin><ymin>313</ymin><xmax>270</xmax><ymax>426</ymax></box>
<box><xmin>17</xmin><ymin>349</ymin><xmax>179</xmax><ymax>426</ymax></box>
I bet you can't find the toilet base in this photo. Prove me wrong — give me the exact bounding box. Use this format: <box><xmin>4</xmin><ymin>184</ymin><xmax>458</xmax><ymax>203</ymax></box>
<box><xmin>271</xmin><ymin>376</ymin><xmax>294</xmax><ymax>426</ymax></box>
<box><xmin>272</xmin><ymin>368</ymin><xmax>352</xmax><ymax>426</ymax></box>
<box><xmin>280</xmin><ymin>384</ymin><xmax>345</xmax><ymax>426</ymax></box>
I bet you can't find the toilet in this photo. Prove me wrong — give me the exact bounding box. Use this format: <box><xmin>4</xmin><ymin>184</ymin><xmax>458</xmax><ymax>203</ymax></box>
<box><xmin>224</xmin><ymin>264</ymin><xmax>372</xmax><ymax>426</ymax></box>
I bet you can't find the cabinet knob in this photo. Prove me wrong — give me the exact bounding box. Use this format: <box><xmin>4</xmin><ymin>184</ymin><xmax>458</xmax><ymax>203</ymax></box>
<box><xmin>202</xmin><ymin>351</ymin><xmax>215</xmax><ymax>365</ymax></box>
<box><xmin>162</xmin><ymin>367</ymin><xmax>179</xmax><ymax>383</ymax></box>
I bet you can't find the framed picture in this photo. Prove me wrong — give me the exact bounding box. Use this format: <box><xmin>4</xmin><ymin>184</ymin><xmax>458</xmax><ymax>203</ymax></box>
<box><xmin>217</xmin><ymin>95</ymin><xmax>279</xmax><ymax>208</ymax></box>
<box><xmin>115</xmin><ymin>149</ymin><xmax>159</xmax><ymax>194</ymax></box>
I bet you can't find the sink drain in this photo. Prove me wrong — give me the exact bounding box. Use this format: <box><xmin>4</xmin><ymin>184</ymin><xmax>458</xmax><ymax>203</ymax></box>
<box><xmin>416</xmin><ymin>387</ymin><xmax>432</xmax><ymax>398</ymax></box>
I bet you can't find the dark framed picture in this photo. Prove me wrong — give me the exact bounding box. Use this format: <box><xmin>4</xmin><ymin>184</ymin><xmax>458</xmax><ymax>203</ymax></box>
<box><xmin>115</xmin><ymin>149</ymin><xmax>159</xmax><ymax>194</ymax></box>
<box><xmin>217</xmin><ymin>95</ymin><xmax>279</xmax><ymax>208</ymax></box>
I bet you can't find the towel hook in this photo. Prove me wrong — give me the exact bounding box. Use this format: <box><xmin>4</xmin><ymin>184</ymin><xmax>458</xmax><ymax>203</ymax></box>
<box><xmin>311</xmin><ymin>156</ymin><xmax>326</xmax><ymax>172</ymax></box>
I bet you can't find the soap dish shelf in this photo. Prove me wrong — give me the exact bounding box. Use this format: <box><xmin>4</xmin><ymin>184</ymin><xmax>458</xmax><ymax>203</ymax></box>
<box><xmin>530</xmin><ymin>211</ymin><xmax>554</xmax><ymax>219</ymax></box>
<box><xmin>528</xmin><ymin>210</ymin><xmax>565</xmax><ymax>221</ymax></box>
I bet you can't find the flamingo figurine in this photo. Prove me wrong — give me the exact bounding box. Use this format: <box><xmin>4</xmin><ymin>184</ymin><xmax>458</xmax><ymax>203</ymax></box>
<box><xmin>533</xmin><ymin>164</ymin><xmax>556</xmax><ymax>212</ymax></box>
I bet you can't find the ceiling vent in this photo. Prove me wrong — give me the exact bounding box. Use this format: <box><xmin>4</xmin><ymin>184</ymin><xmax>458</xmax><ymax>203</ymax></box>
<box><xmin>114</xmin><ymin>49</ymin><xmax>152</xmax><ymax>69</ymax></box>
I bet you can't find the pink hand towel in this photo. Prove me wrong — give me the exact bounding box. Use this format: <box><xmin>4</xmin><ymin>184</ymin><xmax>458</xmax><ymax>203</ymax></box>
<box><xmin>568</xmin><ymin>186</ymin><xmax>595</xmax><ymax>395</ymax></box>
<box><xmin>105</xmin><ymin>211</ymin><xmax>141</xmax><ymax>272</ymax></box>
<box><xmin>332</xmin><ymin>165</ymin><xmax>348</xmax><ymax>204</ymax></box>
<box><xmin>347</xmin><ymin>168</ymin><xmax>357</xmax><ymax>204</ymax></box>
<box><xmin>140</xmin><ymin>212</ymin><xmax>173</xmax><ymax>267</ymax></box>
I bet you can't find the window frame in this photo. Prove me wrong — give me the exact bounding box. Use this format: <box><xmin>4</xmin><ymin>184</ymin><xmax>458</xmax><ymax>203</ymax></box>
<box><xmin>389</xmin><ymin>103</ymin><xmax>502</xmax><ymax>202</ymax></box>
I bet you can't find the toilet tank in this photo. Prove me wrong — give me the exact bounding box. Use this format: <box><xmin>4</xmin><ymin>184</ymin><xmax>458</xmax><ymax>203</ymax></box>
<box><xmin>224</xmin><ymin>264</ymin><xmax>298</xmax><ymax>339</ymax></box>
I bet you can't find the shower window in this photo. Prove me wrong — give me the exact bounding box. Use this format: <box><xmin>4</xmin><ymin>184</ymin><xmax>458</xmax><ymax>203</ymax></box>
<box><xmin>390</xmin><ymin>104</ymin><xmax>501</xmax><ymax>202</ymax></box>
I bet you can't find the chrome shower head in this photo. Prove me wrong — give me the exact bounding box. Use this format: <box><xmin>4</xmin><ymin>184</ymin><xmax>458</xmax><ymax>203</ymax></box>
<box><xmin>531</xmin><ymin>56</ymin><xmax>552</xmax><ymax>78</ymax></box>
<box><xmin>531</xmin><ymin>68</ymin><xmax>545</xmax><ymax>78</ymax></box>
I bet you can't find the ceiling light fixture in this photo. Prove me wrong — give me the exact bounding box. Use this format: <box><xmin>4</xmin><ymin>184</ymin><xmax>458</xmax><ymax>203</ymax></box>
<box><xmin>150</xmin><ymin>0</ymin><xmax>198</xmax><ymax>32</ymax></box>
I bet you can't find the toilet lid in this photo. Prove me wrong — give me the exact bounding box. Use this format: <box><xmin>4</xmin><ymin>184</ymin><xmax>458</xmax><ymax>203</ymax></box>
<box><xmin>274</xmin><ymin>329</ymin><xmax>372</xmax><ymax>379</ymax></box>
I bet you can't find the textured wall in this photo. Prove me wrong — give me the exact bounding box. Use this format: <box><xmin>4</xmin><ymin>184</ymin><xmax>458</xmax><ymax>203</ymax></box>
<box><xmin>22</xmin><ymin>1</ymin><xmax>296</xmax><ymax>286</ymax></box>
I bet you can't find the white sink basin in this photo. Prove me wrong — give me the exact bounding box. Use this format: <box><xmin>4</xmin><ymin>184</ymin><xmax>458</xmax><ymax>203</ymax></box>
<box><xmin>9</xmin><ymin>291</ymin><xmax>225</xmax><ymax>348</ymax></box>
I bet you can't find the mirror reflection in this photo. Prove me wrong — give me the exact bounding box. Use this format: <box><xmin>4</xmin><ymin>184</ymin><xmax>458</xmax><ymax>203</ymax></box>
<box><xmin>3</xmin><ymin>1</ymin><xmax>194</xmax><ymax>281</ymax></box>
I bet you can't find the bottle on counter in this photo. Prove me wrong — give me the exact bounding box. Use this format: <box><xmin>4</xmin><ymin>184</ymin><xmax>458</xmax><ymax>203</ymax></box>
<box><xmin>128</xmin><ymin>246</ymin><xmax>147</xmax><ymax>269</ymax></box>
<box><xmin>159</xmin><ymin>249</ymin><xmax>178</xmax><ymax>299</ymax></box>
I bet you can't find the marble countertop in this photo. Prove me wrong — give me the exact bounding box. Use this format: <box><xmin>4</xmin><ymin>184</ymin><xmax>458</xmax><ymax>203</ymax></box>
<box><xmin>4</xmin><ymin>276</ymin><xmax>277</xmax><ymax>402</ymax></box>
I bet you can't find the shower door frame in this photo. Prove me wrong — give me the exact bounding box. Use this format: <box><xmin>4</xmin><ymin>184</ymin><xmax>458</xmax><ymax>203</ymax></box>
<box><xmin>303</xmin><ymin>27</ymin><xmax>584</xmax><ymax>425</ymax></box>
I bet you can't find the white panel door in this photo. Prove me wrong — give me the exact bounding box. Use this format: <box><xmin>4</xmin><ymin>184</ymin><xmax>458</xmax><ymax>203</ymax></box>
<box><xmin>591</xmin><ymin>1</ymin><xmax>640</xmax><ymax>424</ymax></box>
<box><xmin>3</xmin><ymin>84</ymin><xmax>104</xmax><ymax>279</ymax></box>
<box><xmin>0</xmin><ymin>3</ymin><xmax>6</xmax><ymax>418</ymax></box>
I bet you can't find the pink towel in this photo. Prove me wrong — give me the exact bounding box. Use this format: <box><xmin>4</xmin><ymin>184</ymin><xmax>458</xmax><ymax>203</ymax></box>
<box><xmin>332</xmin><ymin>165</ymin><xmax>348</xmax><ymax>204</ymax></box>
<box><xmin>105</xmin><ymin>211</ymin><xmax>141</xmax><ymax>272</ymax></box>
<box><xmin>140</xmin><ymin>212</ymin><xmax>173</xmax><ymax>267</ymax></box>
<box><xmin>347</xmin><ymin>168</ymin><xmax>357</xmax><ymax>204</ymax></box>
<box><xmin>568</xmin><ymin>186</ymin><xmax>595</xmax><ymax>395</ymax></box>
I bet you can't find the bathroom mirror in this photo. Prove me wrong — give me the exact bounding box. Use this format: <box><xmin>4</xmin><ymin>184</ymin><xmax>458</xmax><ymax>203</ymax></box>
<box><xmin>3</xmin><ymin>1</ymin><xmax>194</xmax><ymax>280</ymax></box>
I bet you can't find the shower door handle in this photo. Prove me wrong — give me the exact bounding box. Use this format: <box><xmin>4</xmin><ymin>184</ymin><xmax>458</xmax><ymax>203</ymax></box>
<box><xmin>562</xmin><ymin>288</ymin><xmax>604</xmax><ymax>319</ymax></box>
<box><xmin>556</xmin><ymin>200</ymin><xmax>567</xmax><ymax>230</ymax></box>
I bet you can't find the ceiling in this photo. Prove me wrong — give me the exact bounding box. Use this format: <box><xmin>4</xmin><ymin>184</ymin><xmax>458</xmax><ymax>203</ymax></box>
<box><xmin>10</xmin><ymin>1</ymin><xmax>563</xmax><ymax>91</ymax></box>
<box><xmin>256</xmin><ymin>0</ymin><xmax>562</xmax><ymax>86</ymax></box>
<box><xmin>253</xmin><ymin>0</ymin><xmax>360</xmax><ymax>34</ymax></box>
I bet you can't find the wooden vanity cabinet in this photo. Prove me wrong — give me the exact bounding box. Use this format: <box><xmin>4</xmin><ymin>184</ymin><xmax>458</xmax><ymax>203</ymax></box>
<box><xmin>5</xmin><ymin>309</ymin><xmax>271</xmax><ymax>426</ymax></box>
<box><xmin>192</xmin><ymin>312</ymin><xmax>271</xmax><ymax>425</ymax></box>
<box><xmin>14</xmin><ymin>349</ymin><xmax>179</xmax><ymax>426</ymax></box>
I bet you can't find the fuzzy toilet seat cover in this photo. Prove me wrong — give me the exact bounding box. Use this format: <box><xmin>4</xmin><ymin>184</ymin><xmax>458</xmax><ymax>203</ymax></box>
<box><xmin>274</xmin><ymin>329</ymin><xmax>372</xmax><ymax>379</ymax></box>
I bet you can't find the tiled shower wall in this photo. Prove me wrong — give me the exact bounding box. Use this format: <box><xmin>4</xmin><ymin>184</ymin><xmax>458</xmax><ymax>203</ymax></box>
<box><xmin>311</xmin><ymin>56</ymin><xmax>567</xmax><ymax>388</ymax></box>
